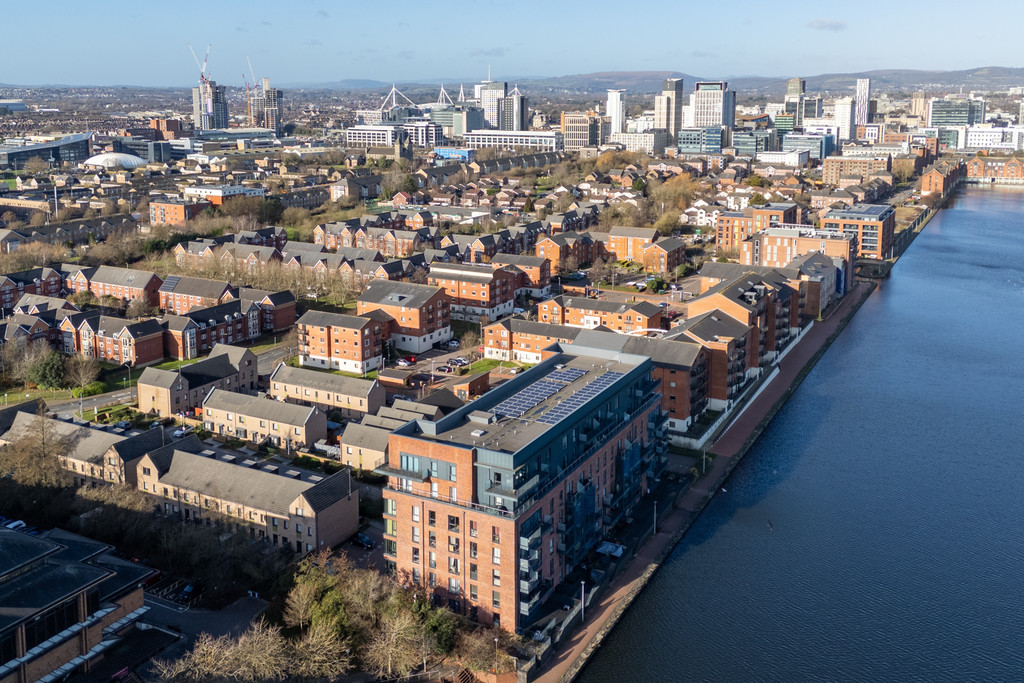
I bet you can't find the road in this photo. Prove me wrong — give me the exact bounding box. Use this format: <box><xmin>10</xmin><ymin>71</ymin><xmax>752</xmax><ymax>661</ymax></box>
<box><xmin>47</xmin><ymin>389</ymin><xmax>134</xmax><ymax>416</ymax></box>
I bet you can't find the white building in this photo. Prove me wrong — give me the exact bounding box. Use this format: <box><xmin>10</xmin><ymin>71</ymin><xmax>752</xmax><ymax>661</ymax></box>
<box><xmin>608</xmin><ymin>130</ymin><xmax>672</xmax><ymax>155</ymax></box>
<box><xmin>690</xmin><ymin>82</ymin><xmax>735</xmax><ymax>128</ymax></box>
<box><xmin>654</xmin><ymin>78</ymin><xmax>684</xmax><ymax>137</ymax></box>
<box><xmin>607</xmin><ymin>89</ymin><xmax>625</xmax><ymax>136</ymax></box>
<box><xmin>463</xmin><ymin>129</ymin><xmax>563</xmax><ymax>152</ymax></box>
<box><xmin>756</xmin><ymin>149</ymin><xmax>809</xmax><ymax>166</ymax></box>
<box><xmin>182</xmin><ymin>184</ymin><xmax>264</xmax><ymax>202</ymax></box>
<box><xmin>344</xmin><ymin>125</ymin><xmax>405</xmax><ymax>147</ymax></box>
<box><xmin>833</xmin><ymin>97</ymin><xmax>856</xmax><ymax>142</ymax></box>
<box><xmin>855</xmin><ymin>78</ymin><xmax>871</xmax><ymax>126</ymax></box>
<box><xmin>963</xmin><ymin>126</ymin><xmax>1024</xmax><ymax>151</ymax></box>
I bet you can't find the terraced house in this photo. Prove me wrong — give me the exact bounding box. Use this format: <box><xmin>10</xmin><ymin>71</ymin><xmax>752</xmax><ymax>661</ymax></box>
<box><xmin>268</xmin><ymin>364</ymin><xmax>386</xmax><ymax>419</ymax></box>
<box><xmin>59</xmin><ymin>314</ymin><xmax>165</xmax><ymax>366</ymax></box>
<box><xmin>137</xmin><ymin>344</ymin><xmax>258</xmax><ymax>418</ymax></box>
<box><xmin>136</xmin><ymin>443</ymin><xmax>358</xmax><ymax>554</ymax></box>
<box><xmin>538</xmin><ymin>296</ymin><xmax>663</xmax><ymax>334</ymax></box>
<box><xmin>62</xmin><ymin>265</ymin><xmax>163</xmax><ymax>307</ymax></box>
<box><xmin>0</xmin><ymin>267</ymin><xmax>63</xmax><ymax>313</ymax></box>
<box><xmin>355</xmin><ymin>280</ymin><xmax>452</xmax><ymax>353</ymax></box>
<box><xmin>202</xmin><ymin>389</ymin><xmax>327</xmax><ymax>450</ymax></box>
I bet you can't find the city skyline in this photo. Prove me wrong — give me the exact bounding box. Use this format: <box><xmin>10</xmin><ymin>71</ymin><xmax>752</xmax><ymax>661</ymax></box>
<box><xmin>4</xmin><ymin>0</ymin><xmax>1024</xmax><ymax>87</ymax></box>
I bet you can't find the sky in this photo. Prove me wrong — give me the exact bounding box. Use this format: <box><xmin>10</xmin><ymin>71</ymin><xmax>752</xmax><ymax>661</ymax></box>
<box><xmin>4</xmin><ymin>0</ymin><xmax>1024</xmax><ymax>87</ymax></box>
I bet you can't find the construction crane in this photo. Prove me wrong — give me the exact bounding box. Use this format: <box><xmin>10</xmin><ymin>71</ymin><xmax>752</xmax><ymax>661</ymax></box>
<box><xmin>242</xmin><ymin>72</ymin><xmax>252</xmax><ymax>125</ymax></box>
<box><xmin>187</xmin><ymin>43</ymin><xmax>211</xmax><ymax>85</ymax></box>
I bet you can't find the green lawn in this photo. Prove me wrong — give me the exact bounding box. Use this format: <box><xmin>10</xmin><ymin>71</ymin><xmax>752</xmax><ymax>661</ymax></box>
<box><xmin>149</xmin><ymin>357</ymin><xmax>202</xmax><ymax>372</ymax></box>
<box><xmin>96</xmin><ymin>362</ymin><xmax>140</xmax><ymax>391</ymax></box>
<box><xmin>1</xmin><ymin>179</ymin><xmax>15</xmax><ymax>190</ymax></box>
<box><xmin>285</xmin><ymin>356</ymin><xmax>377</xmax><ymax>380</ymax></box>
<box><xmin>464</xmin><ymin>358</ymin><xmax>523</xmax><ymax>375</ymax></box>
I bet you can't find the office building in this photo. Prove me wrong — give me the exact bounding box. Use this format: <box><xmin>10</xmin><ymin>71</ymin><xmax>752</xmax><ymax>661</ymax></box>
<box><xmin>855</xmin><ymin>78</ymin><xmax>871</xmax><ymax>126</ymax></box>
<box><xmin>781</xmin><ymin>132</ymin><xmax>834</xmax><ymax>160</ymax></box>
<box><xmin>463</xmin><ymin>130</ymin><xmax>563</xmax><ymax>152</ymax></box>
<box><xmin>608</xmin><ymin>130</ymin><xmax>671</xmax><ymax>155</ymax></box>
<box><xmin>786</xmin><ymin>78</ymin><xmax>805</xmax><ymax>97</ymax></box>
<box><xmin>607</xmin><ymin>89</ymin><xmax>625</xmax><ymax>135</ymax></box>
<box><xmin>378</xmin><ymin>343</ymin><xmax>668</xmax><ymax>630</ymax></box>
<box><xmin>927</xmin><ymin>96</ymin><xmax>987</xmax><ymax>127</ymax></box>
<box><xmin>249</xmin><ymin>77</ymin><xmax>283</xmax><ymax>134</ymax></box>
<box><xmin>429</xmin><ymin>106</ymin><xmax>485</xmax><ymax>138</ymax></box>
<box><xmin>677</xmin><ymin>127</ymin><xmax>724</xmax><ymax>154</ymax></box>
<box><xmin>0</xmin><ymin>133</ymin><xmax>92</xmax><ymax>169</ymax></box>
<box><xmin>560</xmin><ymin>111</ymin><xmax>607</xmax><ymax>151</ymax></box>
<box><xmin>731</xmin><ymin>130</ymin><xmax>777</xmax><ymax>156</ymax></box>
<box><xmin>498</xmin><ymin>86</ymin><xmax>528</xmax><ymax>132</ymax></box>
<box><xmin>192</xmin><ymin>80</ymin><xmax>229</xmax><ymax>130</ymax></box>
<box><xmin>834</xmin><ymin>97</ymin><xmax>856</xmax><ymax>142</ymax></box>
<box><xmin>654</xmin><ymin>78</ymin><xmax>685</xmax><ymax>137</ymax></box>
<box><xmin>479</xmin><ymin>81</ymin><xmax>508</xmax><ymax>128</ymax></box>
<box><xmin>690</xmin><ymin>82</ymin><xmax>735</xmax><ymax>129</ymax></box>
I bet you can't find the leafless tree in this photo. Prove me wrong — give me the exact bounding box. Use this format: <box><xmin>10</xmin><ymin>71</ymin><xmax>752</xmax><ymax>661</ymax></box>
<box><xmin>290</xmin><ymin>621</ymin><xmax>353</xmax><ymax>679</ymax></box>
<box><xmin>65</xmin><ymin>354</ymin><xmax>100</xmax><ymax>418</ymax></box>
<box><xmin>0</xmin><ymin>409</ymin><xmax>75</xmax><ymax>487</ymax></box>
<box><xmin>361</xmin><ymin>609</ymin><xmax>422</xmax><ymax>678</ymax></box>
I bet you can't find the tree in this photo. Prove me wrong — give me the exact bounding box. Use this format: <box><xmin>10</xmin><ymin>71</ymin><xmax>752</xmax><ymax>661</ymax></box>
<box><xmin>0</xmin><ymin>409</ymin><xmax>75</xmax><ymax>487</ymax></box>
<box><xmin>283</xmin><ymin>580</ymin><xmax>318</xmax><ymax>630</ymax></box>
<box><xmin>10</xmin><ymin>341</ymin><xmax>48</xmax><ymax>386</ymax></box>
<box><xmin>65</xmin><ymin>354</ymin><xmax>100</xmax><ymax>418</ymax></box>
<box><xmin>29</xmin><ymin>350</ymin><xmax>67</xmax><ymax>389</ymax></box>
<box><xmin>745</xmin><ymin>174</ymin><xmax>767</xmax><ymax>188</ymax></box>
<box><xmin>290</xmin><ymin>621</ymin><xmax>353</xmax><ymax>679</ymax></box>
<box><xmin>24</xmin><ymin>156</ymin><xmax>49</xmax><ymax>174</ymax></box>
<box><xmin>29</xmin><ymin>212</ymin><xmax>47</xmax><ymax>227</ymax></box>
<box><xmin>126</xmin><ymin>297</ymin><xmax>156</xmax><ymax>319</ymax></box>
<box><xmin>361</xmin><ymin>609</ymin><xmax>422</xmax><ymax>678</ymax></box>
<box><xmin>460</xmin><ymin>330</ymin><xmax>480</xmax><ymax>358</ymax></box>
<box><xmin>631</xmin><ymin>177</ymin><xmax>647</xmax><ymax>194</ymax></box>
<box><xmin>68</xmin><ymin>290</ymin><xmax>97</xmax><ymax>308</ymax></box>
<box><xmin>563</xmin><ymin>254</ymin><xmax>580</xmax><ymax>275</ymax></box>
<box><xmin>1</xmin><ymin>211</ymin><xmax>18</xmax><ymax>225</ymax></box>
<box><xmin>590</xmin><ymin>257</ymin><xmax>611</xmax><ymax>284</ymax></box>
<box><xmin>748</xmin><ymin>192</ymin><xmax>768</xmax><ymax>206</ymax></box>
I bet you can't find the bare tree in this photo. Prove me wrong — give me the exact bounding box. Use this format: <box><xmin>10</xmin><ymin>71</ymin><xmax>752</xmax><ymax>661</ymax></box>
<box><xmin>290</xmin><ymin>621</ymin><xmax>353</xmax><ymax>679</ymax></box>
<box><xmin>283</xmin><ymin>580</ymin><xmax>317</xmax><ymax>630</ymax></box>
<box><xmin>460</xmin><ymin>330</ymin><xmax>480</xmax><ymax>359</ymax></box>
<box><xmin>126</xmin><ymin>297</ymin><xmax>156</xmax><ymax>319</ymax></box>
<box><xmin>0</xmin><ymin>409</ymin><xmax>75</xmax><ymax>487</ymax></box>
<box><xmin>24</xmin><ymin>156</ymin><xmax>49</xmax><ymax>174</ymax></box>
<box><xmin>65</xmin><ymin>354</ymin><xmax>100</xmax><ymax>418</ymax></box>
<box><xmin>361</xmin><ymin>609</ymin><xmax>422</xmax><ymax>678</ymax></box>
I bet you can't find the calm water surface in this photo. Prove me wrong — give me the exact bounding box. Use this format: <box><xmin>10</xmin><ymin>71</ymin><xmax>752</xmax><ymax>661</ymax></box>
<box><xmin>580</xmin><ymin>185</ymin><xmax>1024</xmax><ymax>682</ymax></box>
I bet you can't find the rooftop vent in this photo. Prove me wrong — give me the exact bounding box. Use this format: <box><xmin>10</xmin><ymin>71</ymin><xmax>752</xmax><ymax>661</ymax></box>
<box><xmin>470</xmin><ymin>429</ymin><xmax>487</xmax><ymax>438</ymax></box>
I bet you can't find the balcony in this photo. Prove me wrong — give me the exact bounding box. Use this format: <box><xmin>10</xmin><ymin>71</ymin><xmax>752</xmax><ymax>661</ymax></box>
<box><xmin>519</xmin><ymin>573</ymin><xmax>540</xmax><ymax>595</ymax></box>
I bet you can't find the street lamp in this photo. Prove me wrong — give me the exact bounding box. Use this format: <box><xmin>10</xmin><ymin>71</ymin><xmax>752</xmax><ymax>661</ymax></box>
<box><xmin>123</xmin><ymin>361</ymin><xmax>132</xmax><ymax>399</ymax></box>
<box><xmin>493</xmin><ymin>637</ymin><xmax>499</xmax><ymax>673</ymax></box>
<box><xmin>580</xmin><ymin>580</ymin><xmax>586</xmax><ymax>621</ymax></box>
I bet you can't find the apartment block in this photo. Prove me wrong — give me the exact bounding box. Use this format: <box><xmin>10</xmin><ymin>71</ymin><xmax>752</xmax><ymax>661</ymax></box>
<box><xmin>160</xmin><ymin>299</ymin><xmax>262</xmax><ymax>360</ymax></box>
<box><xmin>355</xmin><ymin>280</ymin><xmax>452</xmax><ymax>353</ymax></box>
<box><xmin>427</xmin><ymin>263</ymin><xmax>516</xmax><ymax>323</ymax></box>
<box><xmin>378</xmin><ymin>345</ymin><xmax>668</xmax><ymax>631</ymax></box>
<box><xmin>483</xmin><ymin>318</ymin><xmax>587</xmax><ymax>363</ymax></box>
<box><xmin>822</xmin><ymin>156</ymin><xmax>891</xmax><ymax>186</ymax></box>
<box><xmin>59</xmin><ymin>314</ymin><xmax>165</xmax><ymax>366</ymax></box>
<box><xmin>537</xmin><ymin>295</ymin><xmax>663</xmax><ymax>334</ymax></box>
<box><xmin>202</xmin><ymin>388</ymin><xmax>327</xmax><ymax>450</ymax></box>
<box><xmin>489</xmin><ymin>255</ymin><xmax>551</xmax><ymax>298</ymax></box>
<box><xmin>157</xmin><ymin>275</ymin><xmax>234</xmax><ymax>314</ymax></box>
<box><xmin>63</xmin><ymin>265</ymin><xmax>162</xmax><ymax>307</ymax></box>
<box><xmin>149</xmin><ymin>198</ymin><xmax>211</xmax><ymax>227</ymax></box>
<box><xmin>268</xmin><ymin>364</ymin><xmax>385</xmax><ymax>419</ymax></box>
<box><xmin>642</xmin><ymin>237</ymin><xmax>687</xmax><ymax>275</ymax></box>
<box><xmin>296</xmin><ymin>310</ymin><xmax>388</xmax><ymax>374</ymax></box>
<box><xmin>740</xmin><ymin>226</ymin><xmax>857</xmax><ymax>293</ymax></box>
<box><xmin>821</xmin><ymin>203</ymin><xmax>895</xmax><ymax>260</ymax></box>
<box><xmin>602</xmin><ymin>226</ymin><xmax>659</xmax><ymax>262</ymax></box>
<box><xmin>667</xmin><ymin>311</ymin><xmax>753</xmax><ymax>410</ymax></box>
<box><xmin>715</xmin><ymin>203</ymin><xmax>800</xmax><ymax>252</ymax></box>
<box><xmin>535</xmin><ymin>232</ymin><xmax>599</xmax><ymax>273</ymax></box>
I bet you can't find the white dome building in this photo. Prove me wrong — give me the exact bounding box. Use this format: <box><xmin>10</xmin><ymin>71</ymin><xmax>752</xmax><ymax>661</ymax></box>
<box><xmin>83</xmin><ymin>152</ymin><xmax>148</xmax><ymax>170</ymax></box>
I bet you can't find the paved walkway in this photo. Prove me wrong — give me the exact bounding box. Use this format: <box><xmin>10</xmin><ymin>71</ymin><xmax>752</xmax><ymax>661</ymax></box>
<box><xmin>535</xmin><ymin>282</ymin><xmax>874</xmax><ymax>683</ymax></box>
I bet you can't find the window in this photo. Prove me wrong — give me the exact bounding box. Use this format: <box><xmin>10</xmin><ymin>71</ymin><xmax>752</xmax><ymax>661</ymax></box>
<box><xmin>142</xmin><ymin>467</ymin><xmax>151</xmax><ymax>476</ymax></box>
<box><xmin>492</xmin><ymin>547</ymin><xmax>501</xmax><ymax>565</ymax></box>
<box><xmin>295</xmin><ymin>508</ymin><xmax>304</xmax><ymax>517</ymax></box>
<box><xmin>428</xmin><ymin>510</ymin><xmax>436</xmax><ymax>526</ymax></box>
<box><xmin>492</xmin><ymin>590</ymin><xmax>501</xmax><ymax>608</ymax></box>
<box><xmin>448</xmin><ymin>557</ymin><xmax>460</xmax><ymax>574</ymax></box>
<box><xmin>470</xmin><ymin>563</ymin><xmax>478</xmax><ymax>581</ymax></box>
<box><xmin>412</xmin><ymin>527</ymin><xmax>420</xmax><ymax>543</ymax></box>
<box><xmin>469</xmin><ymin>541</ymin><xmax>478</xmax><ymax>559</ymax></box>
<box><xmin>449</xmin><ymin>536</ymin><xmax>460</xmax><ymax>553</ymax></box>
<box><xmin>412</xmin><ymin>505</ymin><xmax>420</xmax><ymax>523</ymax></box>
<box><xmin>470</xmin><ymin>584</ymin><xmax>478</xmax><ymax>600</ymax></box>
<box><xmin>448</xmin><ymin>515</ymin><xmax>460</xmax><ymax>532</ymax></box>
<box><xmin>429</xmin><ymin>552</ymin><xmax>436</xmax><ymax>569</ymax></box>
<box><xmin>492</xmin><ymin>569</ymin><xmax>500</xmax><ymax>587</ymax></box>
<box><xmin>412</xmin><ymin>548</ymin><xmax>420</xmax><ymax>564</ymax></box>
<box><xmin>448</xmin><ymin>578</ymin><xmax>460</xmax><ymax>594</ymax></box>
<box><xmin>492</xmin><ymin>527</ymin><xmax>500</xmax><ymax>543</ymax></box>
<box><xmin>429</xmin><ymin>531</ymin><xmax>437</xmax><ymax>548</ymax></box>
<box><xmin>469</xmin><ymin>520</ymin><xmax>478</xmax><ymax>538</ymax></box>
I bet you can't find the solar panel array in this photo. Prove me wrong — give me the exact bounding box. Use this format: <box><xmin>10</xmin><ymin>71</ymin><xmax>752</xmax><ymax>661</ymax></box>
<box><xmin>491</xmin><ymin>380</ymin><xmax>563</xmax><ymax>418</ymax></box>
<box><xmin>548</xmin><ymin>368</ymin><xmax>587</xmax><ymax>384</ymax></box>
<box><xmin>537</xmin><ymin>371</ymin><xmax>626</xmax><ymax>425</ymax></box>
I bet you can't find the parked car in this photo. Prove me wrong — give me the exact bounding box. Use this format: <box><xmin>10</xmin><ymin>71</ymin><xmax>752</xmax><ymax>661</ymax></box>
<box><xmin>352</xmin><ymin>533</ymin><xmax>374</xmax><ymax>550</ymax></box>
<box><xmin>452</xmin><ymin>357</ymin><xmax>470</xmax><ymax>367</ymax></box>
<box><xmin>177</xmin><ymin>582</ymin><xmax>201</xmax><ymax>604</ymax></box>
<box><xmin>173</xmin><ymin>425</ymin><xmax>194</xmax><ymax>438</ymax></box>
<box><xmin>396</xmin><ymin>358</ymin><xmax>412</xmax><ymax>367</ymax></box>
<box><xmin>659</xmin><ymin>302</ymin><xmax>670</xmax><ymax>308</ymax></box>
<box><xmin>402</xmin><ymin>355</ymin><xmax>416</xmax><ymax>363</ymax></box>
<box><xmin>447</xmin><ymin>339</ymin><xmax>461</xmax><ymax>349</ymax></box>
<box><xmin>115</xmin><ymin>421</ymin><xmax>132</xmax><ymax>429</ymax></box>
<box><xmin>437</xmin><ymin>365</ymin><xmax>455</xmax><ymax>374</ymax></box>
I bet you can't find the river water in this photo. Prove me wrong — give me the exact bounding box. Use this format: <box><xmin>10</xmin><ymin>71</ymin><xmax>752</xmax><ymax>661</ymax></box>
<box><xmin>580</xmin><ymin>185</ymin><xmax>1024</xmax><ymax>682</ymax></box>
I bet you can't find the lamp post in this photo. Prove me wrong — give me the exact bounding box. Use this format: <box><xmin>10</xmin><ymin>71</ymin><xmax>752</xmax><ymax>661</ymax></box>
<box><xmin>123</xmin><ymin>361</ymin><xmax>132</xmax><ymax>399</ymax></box>
<box><xmin>493</xmin><ymin>637</ymin><xmax>499</xmax><ymax>673</ymax></box>
<box><xmin>653</xmin><ymin>500</ymin><xmax>658</xmax><ymax>535</ymax></box>
<box><xmin>580</xmin><ymin>580</ymin><xmax>586</xmax><ymax>621</ymax></box>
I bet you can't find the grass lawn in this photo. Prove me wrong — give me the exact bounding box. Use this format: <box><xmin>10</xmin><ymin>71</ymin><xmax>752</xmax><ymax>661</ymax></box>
<box><xmin>284</xmin><ymin>356</ymin><xmax>377</xmax><ymax>380</ymax></box>
<box><xmin>451</xmin><ymin>320</ymin><xmax>479</xmax><ymax>337</ymax></box>
<box><xmin>464</xmin><ymin>358</ymin><xmax>524</xmax><ymax>375</ymax></box>
<box><xmin>96</xmin><ymin>362</ymin><xmax>140</xmax><ymax>391</ymax></box>
<box><xmin>149</xmin><ymin>357</ymin><xmax>202</xmax><ymax>372</ymax></box>
<box><xmin>304</xmin><ymin>296</ymin><xmax>356</xmax><ymax>314</ymax></box>
<box><xmin>1</xmin><ymin>179</ymin><xmax>15</xmax><ymax>190</ymax></box>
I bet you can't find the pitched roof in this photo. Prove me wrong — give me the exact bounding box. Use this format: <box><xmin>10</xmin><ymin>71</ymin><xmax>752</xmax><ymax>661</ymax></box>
<box><xmin>667</xmin><ymin>309</ymin><xmax>750</xmax><ymax>342</ymax></box>
<box><xmin>555</xmin><ymin>295</ymin><xmax>661</xmax><ymax>318</ymax></box>
<box><xmin>89</xmin><ymin>265</ymin><xmax>159</xmax><ymax>288</ymax></box>
<box><xmin>608</xmin><ymin>226</ymin><xmax>658</xmax><ymax>239</ymax></box>
<box><xmin>297</xmin><ymin>310</ymin><xmax>373</xmax><ymax>330</ymax></box>
<box><xmin>158</xmin><ymin>275</ymin><xmax>233</xmax><ymax>300</ymax></box>
<box><xmin>269</xmin><ymin>364</ymin><xmax>378</xmax><ymax>397</ymax></box>
<box><xmin>571</xmin><ymin>329</ymin><xmax>703</xmax><ymax>369</ymax></box>
<box><xmin>358</xmin><ymin>280</ymin><xmax>442</xmax><ymax>309</ymax></box>
<box><xmin>490</xmin><ymin>254</ymin><xmax>547</xmax><ymax>268</ymax></box>
<box><xmin>204</xmin><ymin>389</ymin><xmax>318</xmax><ymax>425</ymax></box>
<box><xmin>341</xmin><ymin>422</ymin><xmax>392</xmax><ymax>452</ymax></box>
<box><xmin>0</xmin><ymin>412</ymin><xmax>123</xmax><ymax>465</ymax></box>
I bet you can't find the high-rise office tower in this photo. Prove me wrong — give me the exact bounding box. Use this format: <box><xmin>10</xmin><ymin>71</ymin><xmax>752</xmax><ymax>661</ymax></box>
<box><xmin>654</xmin><ymin>78</ymin><xmax>684</xmax><ymax>137</ymax></box>
<box><xmin>607</xmin><ymin>89</ymin><xmax>625</xmax><ymax>135</ymax></box>
<box><xmin>498</xmin><ymin>85</ymin><xmax>527</xmax><ymax>131</ymax></box>
<box><xmin>690</xmin><ymin>81</ymin><xmax>735</xmax><ymax>129</ymax></box>
<box><xmin>927</xmin><ymin>95</ymin><xmax>987</xmax><ymax>127</ymax></box>
<box><xmin>479</xmin><ymin>81</ymin><xmax>508</xmax><ymax>128</ymax></box>
<box><xmin>249</xmin><ymin>77</ymin><xmax>283</xmax><ymax>134</ymax></box>
<box><xmin>787</xmin><ymin>78</ymin><xmax>806</xmax><ymax>97</ymax></box>
<box><xmin>855</xmin><ymin>78</ymin><xmax>871</xmax><ymax>126</ymax></box>
<box><xmin>560</xmin><ymin>111</ymin><xmax>607</xmax><ymax>151</ymax></box>
<box><xmin>192</xmin><ymin>80</ymin><xmax>229</xmax><ymax>130</ymax></box>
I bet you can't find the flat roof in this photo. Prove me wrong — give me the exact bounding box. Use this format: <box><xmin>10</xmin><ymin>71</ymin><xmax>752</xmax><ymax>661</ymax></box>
<box><xmin>824</xmin><ymin>203</ymin><xmax>894</xmax><ymax>219</ymax></box>
<box><xmin>408</xmin><ymin>350</ymin><xmax>644</xmax><ymax>454</ymax></box>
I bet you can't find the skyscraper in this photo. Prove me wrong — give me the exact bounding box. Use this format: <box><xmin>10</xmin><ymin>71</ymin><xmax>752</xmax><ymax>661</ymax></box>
<box><xmin>497</xmin><ymin>86</ymin><xmax>527</xmax><ymax>132</ymax></box>
<box><xmin>607</xmin><ymin>89</ymin><xmax>625</xmax><ymax>135</ymax></box>
<box><xmin>192</xmin><ymin>80</ymin><xmax>228</xmax><ymax>130</ymax></box>
<box><xmin>911</xmin><ymin>91</ymin><xmax>927</xmax><ymax>119</ymax></box>
<box><xmin>855</xmin><ymin>78</ymin><xmax>871</xmax><ymax>126</ymax></box>
<box><xmin>690</xmin><ymin>81</ymin><xmax>735</xmax><ymax>129</ymax></box>
<box><xmin>654</xmin><ymin>78</ymin><xmax>684</xmax><ymax>137</ymax></box>
<box><xmin>787</xmin><ymin>78</ymin><xmax>806</xmax><ymax>97</ymax></box>
<box><xmin>249</xmin><ymin>77</ymin><xmax>283</xmax><ymax>134</ymax></box>
<box><xmin>479</xmin><ymin>81</ymin><xmax>508</xmax><ymax>128</ymax></box>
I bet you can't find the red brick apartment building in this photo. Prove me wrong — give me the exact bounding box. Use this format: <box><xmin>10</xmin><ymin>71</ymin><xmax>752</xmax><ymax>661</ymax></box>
<box><xmin>820</xmin><ymin>203</ymin><xmax>895</xmax><ymax>260</ymax></box>
<box><xmin>161</xmin><ymin>300</ymin><xmax>262</xmax><ymax>360</ymax></box>
<box><xmin>489</xmin><ymin>255</ymin><xmax>551</xmax><ymax>298</ymax></box>
<box><xmin>63</xmin><ymin>265</ymin><xmax>162</xmax><ymax>307</ymax></box>
<box><xmin>355</xmin><ymin>280</ymin><xmax>452</xmax><ymax>353</ymax></box>
<box><xmin>684</xmin><ymin>274</ymin><xmax>782</xmax><ymax>371</ymax></box>
<box><xmin>537</xmin><ymin>295</ymin><xmax>663</xmax><ymax>334</ymax></box>
<box><xmin>822</xmin><ymin>156</ymin><xmax>891</xmax><ymax>186</ymax></box>
<box><xmin>59</xmin><ymin>315</ymin><xmax>165</xmax><ymax>366</ymax></box>
<box><xmin>296</xmin><ymin>310</ymin><xmax>388</xmax><ymax>375</ymax></box>
<box><xmin>666</xmin><ymin>310</ymin><xmax>754</xmax><ymax>410</ymax></box>
<box><xmin>642</xmin><ymin>237</ymin><xmax>687</xmax><ymax>275</ymax></box>
<box><xmin>236</xmin><ymin>288</ymin><xmax>297</xmax><ymax>333</ymax></box>
<box><xmin>966</xmin><ymin>156</ymin><xmax>1024</xmax><ymax>180</ymax></box>
<box><xmin>149</xmin><ymin>198</ymin><xmax>211</xmax><ymax>227</ymax></box>
<box><xmin>602</xmin><ymin>226</ymin><xmax>659</xmax><ymax>262</ymax></box>
<box><xmin>534</xmin><ymin>232</ymin><xmax>599</xmax><ymax>273</ymax></box>
<box><xmin>920</xmin><ymin>159</ymin><xmax>966</xmax><ymax>195</ymax></box>
<box><xmin>427</xmin><ymin>263</ymin><xmax>515</xmax><ymax>322</ymax></box>
<box><xmin>483</xmin><ymin>318</ymin><xmax>586</xmax><ymax>363</ymax></box>
<box><xmin>378</xmin><ymin>346</ymin><xmax>668</xmax><ymax>631</ymax></box>
<box><xmin>715</xmin><ymin>203</ymin><xmax>799</xmax><ymax>252</ymax></box>
<box><xmin>0</xmin><ymin>267</ymin><xmax>63</xmax><ymax>312</ymax></box>
<box><xmin>740</xmin><ymin>226</ymin><xmax>857</xmax><ymax>289</ymax></box>
<box><xmin>157</xmin><ymin>276</ymin><xmax>234</xmax><ymax>314</ymax></box>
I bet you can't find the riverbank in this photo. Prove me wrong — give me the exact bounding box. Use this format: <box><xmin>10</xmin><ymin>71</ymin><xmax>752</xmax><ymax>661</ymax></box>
<box><xmin>541</xmin><ymin>281</ymin><xmax>875</xmax><ymax>683</ymax></box>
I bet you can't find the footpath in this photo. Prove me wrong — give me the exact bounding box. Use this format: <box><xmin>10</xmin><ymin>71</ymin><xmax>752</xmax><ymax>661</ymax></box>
<box><xmin>536</xmin><ymin>281</ymin><xmax>875</xmax><ymax>683</ymax></box>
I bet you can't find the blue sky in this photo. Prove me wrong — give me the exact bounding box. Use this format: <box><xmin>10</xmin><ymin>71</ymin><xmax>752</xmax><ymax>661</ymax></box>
<box><xmin>5</xmin><ymin>0</ymin><xmax>1024</xmax><ymax>87</ymax></box>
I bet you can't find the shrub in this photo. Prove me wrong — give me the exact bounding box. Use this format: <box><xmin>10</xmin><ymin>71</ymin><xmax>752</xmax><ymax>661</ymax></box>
<box><xmin>71</xmin><ymin>381</ymin><xmax>104</xmax><ymax>398</ymax></box>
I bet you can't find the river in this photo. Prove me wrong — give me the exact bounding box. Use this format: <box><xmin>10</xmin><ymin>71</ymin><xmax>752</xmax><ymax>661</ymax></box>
<box><xmin>579</xmin><ymin>185</ymin><xmax>1024</xmax><ymax>682</ymax></box>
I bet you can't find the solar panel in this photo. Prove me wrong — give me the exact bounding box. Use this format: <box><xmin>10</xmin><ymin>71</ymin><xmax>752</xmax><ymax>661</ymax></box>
<box><xmin>492</xmin><ymin>379</ymin><xmax>563</xmax><ymax>418</ymax></box>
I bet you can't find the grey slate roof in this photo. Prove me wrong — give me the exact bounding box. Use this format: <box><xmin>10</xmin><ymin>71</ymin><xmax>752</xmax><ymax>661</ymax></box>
<box><xmin>270</xmin><ymin>364</ymin><xmax>378</xmax><ymax>397</ymax></box>
<box><xmin>204</xmin><ymin>389</ymin><xmax>318</xmax><ymax>425</ymax></box>
<box><xmin>296</xmin><ymin>310</ymin><xmax>372</xmax><ymax>330</ymax></box>
<box><xmin>570</xmin><ymin>329</ymin><xmax>702</xmax><ymax>369</ymax></box>
<box><xmin>158</xmin><ymin>275</ymin><xmax>233</xmax><ymax>300</ymax></box>
<box><xmin>667</xmin><ymin>309</ymin><xmax>750</xmax><ymax>343</ymax></box>
<box><xmin>608</xmin><ymin>226</ymin><xmax>658</xmax><ymax>239</ymax></box>
<box><xmin>358</xmin><ymin>280</ymin><xmax>442</xmax><ymax>309</ymax></box>
<box><xmin>0</xmin><ymin>412</ymin><xmax>123</xmax><ymax>465</ymax></box>
<box><xmin>340</xmin><ymin>422</ymin><xmax>391</xmax><ymax>453</ymax></box>
<box><xmin>90</xmin><ymin>265</ymin><xmax>159</xmax><ymax>288</ymax></box>
<box><xmin>556</xmin><ymin>295</ymin><xmax>660</xmax><ymax>318</ymax></box>
<box><xmin>490</xmin><ymin>254</ymin><xmax>547</xmax><ymax>268</ymax></box>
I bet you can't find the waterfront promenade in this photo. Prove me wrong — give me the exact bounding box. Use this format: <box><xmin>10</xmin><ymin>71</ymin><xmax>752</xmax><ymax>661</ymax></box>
<box><xmin>537</xmin><ymin>281</ymin><xmax>875</xmax><ymax>683</ymax></box>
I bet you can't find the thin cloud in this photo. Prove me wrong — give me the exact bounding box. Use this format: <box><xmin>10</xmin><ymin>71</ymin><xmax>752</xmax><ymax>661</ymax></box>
<box><xmin>471</xmin><ymin>47</ymin><xmax>507</xmax><ymax>58</ymax></box>
<box><xmin>317</xmin><ymin>9</ymin><xmax>329</xmax><ymax>18</ymax></box>
<box><xmin>806</xmin><ymin>18</ymin><xmax>847</xmax><ymax>31</ymax></box>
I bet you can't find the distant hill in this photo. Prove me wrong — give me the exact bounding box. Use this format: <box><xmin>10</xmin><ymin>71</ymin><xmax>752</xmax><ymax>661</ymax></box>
<box><xmin>281</xmin><ymin>78</ymin><xmax>392</xmax><ymax>90</ymax></box>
